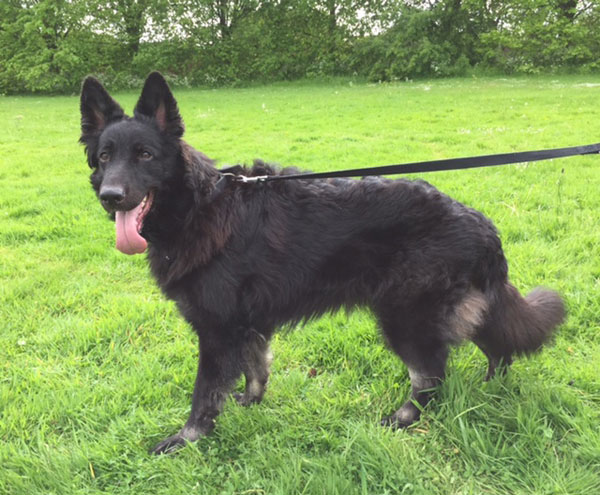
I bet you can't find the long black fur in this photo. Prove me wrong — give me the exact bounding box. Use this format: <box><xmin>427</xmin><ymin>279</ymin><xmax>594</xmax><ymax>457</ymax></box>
<box><xmin>79</xmin><ymin>72</ymin><xmax>565</xmax><ymax>454</ymax></box>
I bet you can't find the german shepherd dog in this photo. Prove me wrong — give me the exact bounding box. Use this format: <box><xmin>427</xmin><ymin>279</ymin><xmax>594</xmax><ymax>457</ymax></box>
<box><xmin>79</xmin><ymin>72</ymin><xmax>565</xmax><ymax>454</ymax></box>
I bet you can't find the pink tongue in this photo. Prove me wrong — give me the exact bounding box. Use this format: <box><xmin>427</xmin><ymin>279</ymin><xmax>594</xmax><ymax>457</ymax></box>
<box><xmin>115</xmin><ymin>204</ymin><xmax>147</xmax><ymax>255</ymax></box>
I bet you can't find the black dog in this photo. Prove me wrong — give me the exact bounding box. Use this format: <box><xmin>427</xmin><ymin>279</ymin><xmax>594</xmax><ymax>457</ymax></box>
<box><xmin>79</xmin><ymin>72</ymin><xmax>565</xmax><ymax>454</ymax></box>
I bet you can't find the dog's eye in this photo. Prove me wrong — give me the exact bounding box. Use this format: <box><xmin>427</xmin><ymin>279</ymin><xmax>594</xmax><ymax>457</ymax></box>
<box><xmin>140</xmin><ymin>151</ymin><xmax>153</xmax><ymax>161</ymax></box>
<box><xmin>98</xmin><ymin>152</ymin><xmax>109</xmax><ymax>163</ymax></box>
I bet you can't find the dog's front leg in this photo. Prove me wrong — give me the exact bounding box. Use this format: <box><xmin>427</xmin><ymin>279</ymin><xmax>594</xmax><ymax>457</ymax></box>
<box><xmin>151</xmin><ymin>338</ymin><xmax>242</xmax><ymax>455</ymax></box>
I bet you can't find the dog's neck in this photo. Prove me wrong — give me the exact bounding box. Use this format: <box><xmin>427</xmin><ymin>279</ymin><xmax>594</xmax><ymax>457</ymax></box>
<box><xmin>144</xmin><ymin>144</ymin><xmax>221</xmax><ymax>240</ymax></box>
<box><xmin>144</xmin><ymin>153</ymin><xmax>235</xmax><ymax>288</ymax></box>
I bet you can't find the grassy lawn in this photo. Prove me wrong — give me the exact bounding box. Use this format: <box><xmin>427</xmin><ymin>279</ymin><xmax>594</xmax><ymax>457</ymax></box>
<box><xmin>1</xmin><ymin>76</ymin><xmax>599</xmax><ymax>494</ymax></box>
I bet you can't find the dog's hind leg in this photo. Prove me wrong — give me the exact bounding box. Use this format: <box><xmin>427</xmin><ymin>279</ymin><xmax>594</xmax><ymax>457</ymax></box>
<box><xmin>381</xmin><ymin>344</ymin><xmax>448</xmax><ymax>428</ymax></box>
<box><xmin>152</xmin><ymin>336</ymin><xmax>243</xmax><ymax>455</ymax></box>
<box><xmin>473</xmin><ymin>337</ymin><xmax>513</xmax><ymax>381</ymax></box>
<box><xmin>379</xmin><ymin>316</ymin><xmax>449</xmax><ymax>428</ymax></box>
<box><xmin>234</xmin><ymin>328</ymin><xmax>273</xmax><ymax>406</ymax></box>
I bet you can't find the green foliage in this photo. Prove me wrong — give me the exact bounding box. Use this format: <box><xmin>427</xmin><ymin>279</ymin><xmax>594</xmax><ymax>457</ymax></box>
<box><xmin>352</xmin><ymin>5</ymin><xmax>472</xmax><ymax>82</ymax></box>
<box><xmin>1</xmin><ymin>0</ymin><xmax>83</xmax><ymax>92</ymax></box>
<box><xmin>478</xmin><ymin>0</ymin><xmax>600</xmax><ymax>74</ymax></box>
<box><xmin>1</xmin><ymin>1</ymin><xmax>600</xmax><ymax>93</ymax></box>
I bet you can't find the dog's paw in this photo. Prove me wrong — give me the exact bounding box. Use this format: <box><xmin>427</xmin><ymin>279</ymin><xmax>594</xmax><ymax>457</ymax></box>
<box><xmin>233</xmin><ymin>392</ymin><xmax>261</xmax><ymax>407</ymax></box>
<box><xmin>380</xmin><ymin>414</ymin><xmax>413</xmax><ymax>429</ymax></box>
<box><xmin>380</xmin><ymin>402</ymin><xmax>420</xmax><ymax>429</ymax></box>
<box><xmin>150</xmin><ymin>424</ymin><xmax>205</xmax><ymax>455</ymax></box>
<box><xmin>484</xmin><ymin>355</ymin><xmax>512</xmax><ymax>381</ymax></box>
<box><xmin>151</xmin><ymin>433</ymin><xmax>189</xmax><ymax>455</ymax></box>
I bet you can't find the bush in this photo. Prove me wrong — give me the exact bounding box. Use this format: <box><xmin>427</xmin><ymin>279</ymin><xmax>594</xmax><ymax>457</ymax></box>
<box><xmin>351</xmin><ymin>8</ymin><xmax>471</xmax><ymax>82</ymax></box>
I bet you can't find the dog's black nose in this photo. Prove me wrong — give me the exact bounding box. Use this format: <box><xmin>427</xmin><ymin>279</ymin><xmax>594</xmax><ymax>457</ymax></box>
<box><xmin>100</xmin><ymin>186</ymin><xmax>126</xmax><ymax>205</ymax></box>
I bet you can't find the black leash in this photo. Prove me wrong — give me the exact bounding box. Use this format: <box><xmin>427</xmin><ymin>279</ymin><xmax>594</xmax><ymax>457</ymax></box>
<box><xmin>221</xmin><ymin>142</ymin><xmax>600</xmax><ymax>183</ymax></box>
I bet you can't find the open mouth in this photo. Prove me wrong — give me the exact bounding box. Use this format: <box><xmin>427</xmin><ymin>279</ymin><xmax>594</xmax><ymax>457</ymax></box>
<box><xmin>115</xmin><ymin>191</ymin><xmax>154</xmax><ymax>255</ymax></box>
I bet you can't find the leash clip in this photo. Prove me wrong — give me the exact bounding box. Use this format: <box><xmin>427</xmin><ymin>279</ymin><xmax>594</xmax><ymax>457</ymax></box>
<box><xmin>223</xmin><ymin>173</ymin><xmax>269</xmax><ymax>184</ymax></box>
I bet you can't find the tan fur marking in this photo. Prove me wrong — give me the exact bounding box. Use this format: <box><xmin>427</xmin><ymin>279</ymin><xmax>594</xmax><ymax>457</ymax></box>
<box><xmin>265</xmin><ymin>349</ymin><xmax>274</xmax><ymax>368</ymax></box>
<box><xmin>451</xmin><ymin>289</ymin><xmax>488</xmax><ymax>340</ymax></box>
<box><xmin>246</xmin><ymin>379</ymin><xmax>264</xmax><ymax>398</ymax></box>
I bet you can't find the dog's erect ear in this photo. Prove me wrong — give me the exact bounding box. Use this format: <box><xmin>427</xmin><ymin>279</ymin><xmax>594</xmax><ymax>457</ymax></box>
<box><xmin>134</xmin><ymin>72</ymin><xmax>184</xmax><ymax>138</ymax></box>
<box><xmin>80</xmin><ymin>77</ymin><xmax>125</xmax><ymax>141</ymax></box>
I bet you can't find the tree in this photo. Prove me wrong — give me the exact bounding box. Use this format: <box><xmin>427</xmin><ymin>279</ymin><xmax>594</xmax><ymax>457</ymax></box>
<box><xmin>0</xmin><ymin>0</ymin><xmax>91</xmax><ymax>92</ymax></box>
<box><xmin>87</xmin><ymin>0</ymin><xmax>166</xmax><ymax>58</ymax></box>
<box><xmin>477</xmin><ymin>0</ymin><xmax>600</xmax><ymax>72</ymax></box>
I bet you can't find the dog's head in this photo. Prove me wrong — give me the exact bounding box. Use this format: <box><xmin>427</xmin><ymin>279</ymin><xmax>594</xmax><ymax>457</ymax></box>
<box><xmin>79</xmin><ymin>72</ymin><xmax>187</xmax><ymax>254</ymax></box>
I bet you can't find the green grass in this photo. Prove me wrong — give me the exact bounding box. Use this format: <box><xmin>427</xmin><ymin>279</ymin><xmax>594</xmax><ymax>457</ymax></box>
<box><xmin>1</xmin><ymin>76</ymin><xmax>600</xmax><ymax>494</ymax></box>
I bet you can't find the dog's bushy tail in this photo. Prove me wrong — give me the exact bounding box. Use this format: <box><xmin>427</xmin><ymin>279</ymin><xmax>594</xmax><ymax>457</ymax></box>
<box><xmin>483</xmin><ymin>283</ymin><xmax>565</xmax><ymax>357</ymax></box>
